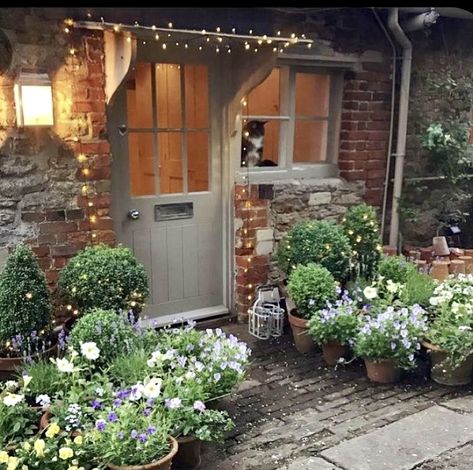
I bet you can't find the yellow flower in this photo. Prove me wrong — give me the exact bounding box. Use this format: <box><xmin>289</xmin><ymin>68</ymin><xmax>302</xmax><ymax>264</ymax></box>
<box><xmin>7</xmin><ymin>456</ymin><xmax>19</xmax><ymax>470</ymax></box>
<box><xmin>46</xmin><ymin>422</ymin><xmax>60</xmax><ymax>438</ymax></box>
<box><xmin>22</xmin><ymin>442</ymin><xmax>31</xmax><ymax>451</ymax></box>
<box><xmin>22</xmin><ymin>466</ymin><xmax>28</xmax><ymax>470</ymax></box>
<box><xmin>73</xmin><ymin>435</ymin><xmax>83</xmax><ymax>445</ymax></box>
<box><xmin>34</xmin><ymin>439</ymin><xmax>46</xmax><ymax>457</ymax></box>
<box><xmin>0</xmin><ymin>451</ymin><xmax>9</xmax><ymax>463</ymax></box>
<box><xmin>59</xmin><ymin>447</ymin><xmax>74</xmax><ymax>460</ymax></box>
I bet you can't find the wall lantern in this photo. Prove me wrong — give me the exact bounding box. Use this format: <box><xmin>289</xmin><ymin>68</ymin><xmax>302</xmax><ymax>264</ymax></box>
<box><xmin>14</xmin><ymin>71</ymin><xmax>54</xmax><ymax>127</ymax></box>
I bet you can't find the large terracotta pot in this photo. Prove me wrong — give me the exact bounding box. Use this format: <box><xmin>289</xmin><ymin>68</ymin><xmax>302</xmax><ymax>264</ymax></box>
<box><xmin>288</xmin><ymin>312</ymin><xmax>315</xmax><ymax>354</ymax></box>
<box><xmin>423</xmin><ymin>340</ymin><xmax>473</xmax><ymax>386</ymax></box>
<box><xmin>364</xmin><ymin>358</ymin><xmax>401</xmax><ymax>383</ymax></box>
<box><xmin>172</xmin><ymin>436</ymin><xmax>201</xmax><ymax>470</ymax></box>
<box><xmin>107</xmin><ymin>436</ymin><xmax>178</xmax><ymax>470</ymax></box>
<box><xmin>322</xmin><ymin>342</ymin><xmax>347</xmax><ymax>366</ymax></box>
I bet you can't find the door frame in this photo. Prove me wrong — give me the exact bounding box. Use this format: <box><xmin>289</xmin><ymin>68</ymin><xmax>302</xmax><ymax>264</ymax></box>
<box><xmin>108</xmin><ymin>43</ymin><xmax>232</xmax><ymax>323</ymax></box>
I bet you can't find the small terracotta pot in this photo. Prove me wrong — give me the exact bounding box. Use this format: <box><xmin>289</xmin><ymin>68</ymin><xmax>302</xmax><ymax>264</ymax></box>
<box><xmin>423</xmin><ymin>340</ymin><xmax>473</xmax><ymax>386</ymax></box>
<box><xmin>459</xmin><ymin>256</ymin><xmax>473</xmax><ymax>274</ymax></box>
<box><xmin>382</xmin><ymin>246</ymin><xmax>397</xmax><ymax>256</ymax></box>
<box><xmin>364</xmin><ymin>358</ymin><xmax>401</xmax><ymax>383</ymax></box>
<box><xmin>430</xmin><ymin>261</ymin><xmax>450</xmax><ymax>281</ymax></box>
<box><xmin>322</xmin><ymin>342</ymin><xmax>347</xmax><ymax>366</ymax></box>
<box><xmin>288</xmin><ymin>312</ymin><xmax>315</xmax><ymax>354</ymax></box>
<box><xmin>172</xmin><ymin>436</ymin><xmax>201</xmax><ymax>470</ymax></box>
<box><xmin>433</xmin><ymin>236</ymin><xmax>450</xmax><ymax>256</ymax></box>
<box><xmin>449</xmin><ymin>259</ymin><xmax>465</xmax><ymax>276</ymax></box>
<box><xmin>107</xmin><ymin>436</ymin><xmax>178</xmax><ymax>470</ymax></box>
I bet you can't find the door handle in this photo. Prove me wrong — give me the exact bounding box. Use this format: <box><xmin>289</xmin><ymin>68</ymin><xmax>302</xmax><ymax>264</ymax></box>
<box><xmin>118</xmin><ymin>124</ymin><xmax>128</xmax><ymax>136</ymax></box>
<box><xmin>127</xmin><ymin>209</ymin><xmax>140</xmax><ymax>220</ymax></box>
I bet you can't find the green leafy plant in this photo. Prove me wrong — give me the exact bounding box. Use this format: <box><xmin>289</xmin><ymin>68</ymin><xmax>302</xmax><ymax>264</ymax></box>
<box><xmin>377</xmin><ymin>255</ymin><xmax>417</xmax><ymax>284</ymax></box>
<box><xmin>58</xmin><ymin>244</ymin><xmax>149</xmax><ymax>316</ymax></box>
<box><xmin>342</xmin><ymin>203</ymin><xmax>382</xmax><ymax>280</ymax></box>
<box><xmin>276</xmin><ymin>220</ymin><xmax>351</xmax><ymax>280</ymax></box>
<box><xmin>287</xmin><ymin>263</ymin><xmax>337</xmax><ymax>319</ymax></box>
<box><xmin>0</xmin><ymin>244</ymin><xmax>51</xmax><ymax>353</ymax></box>
<box><xmin>17</xmin><ymin>359</ymin><xmax>63</xmax><ymax>400</ymax></box>
<box><xmin>308</xmin><ymin>292</ymin><xmax>360</xmax><ymax>346</ymax></box>
<box><xmin>68</xmin><ymin>309</ymin><xmax>137</xmax><ymax>368</ymax></box>
<box><xmin>109</xmin><ymin>349</ymin><xmax>152</xmax><ymax>386</ymax></box>
<box><xmin>400</xmin><ymin>270</ymin><xmax>437</xmax><ymax>308</ymax></box>
<box><xmin>354</xmin><ymin>305</ymin><xmax>428</xmax><ymax>369</ymax></box>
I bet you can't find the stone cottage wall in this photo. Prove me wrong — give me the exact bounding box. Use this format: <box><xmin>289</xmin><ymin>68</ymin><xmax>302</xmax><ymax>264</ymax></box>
<box><xmin>0</xmin><ymin>8</ymin><xmax>113</xmax><ymax>292</ymax></box>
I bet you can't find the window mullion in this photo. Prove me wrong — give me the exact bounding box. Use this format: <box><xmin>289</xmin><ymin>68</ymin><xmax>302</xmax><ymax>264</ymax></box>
<box><xmin>285</xmin><ymin>67</ymin><xmax>296</xmax><ymax>169</ymax></box>
<box><xmin>151</xmin><ymin>63</ymin><xmax>160</xmax><ymax>194</ymax></box>
<box><xmin>181</xmin><ymin>65</ymin><xmax>188</xmax><ymax>194</ymax></box>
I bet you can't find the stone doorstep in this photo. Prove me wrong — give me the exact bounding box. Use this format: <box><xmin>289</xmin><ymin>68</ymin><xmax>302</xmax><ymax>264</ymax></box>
<box><xmin>321</xmin><ymin>405</ymin><xmax>473</xmax><ymax>470</ymax></box>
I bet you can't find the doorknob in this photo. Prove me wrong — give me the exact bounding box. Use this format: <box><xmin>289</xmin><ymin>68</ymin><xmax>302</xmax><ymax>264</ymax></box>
<box><xmin>118</xmin><ymin>124</ymin><xmax>128</xmax><ymax>136</ymax></box>
<box><xmin>127</xmin><ymin>209</ymin><xmax>140</xmax><ymax>220</ymax></box>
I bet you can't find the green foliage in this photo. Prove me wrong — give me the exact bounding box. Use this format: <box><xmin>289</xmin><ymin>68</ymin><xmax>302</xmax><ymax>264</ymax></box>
<box><xmin>287</xmin><ymin>263</ymin><xmax>337</xmax><ymax>319</ymax></box>
<box><xmin>276</xmin><ymin>220</ymin><xmax>351</xmax><ymax>280</ymax></box>
<box><xmin>308</xmin><ymin>296</ymin><xmax>359</xmax><ymax>346</ymax></box>
<box><xmin>17</xmin><ymin>359</ymin><xmax>63</xmax><ymax>399</ymax></box>
<box><xmin>58</xmin><ymin>244</ymin><xmax>149</xmax><ymax>316</ymax></box>
<box><xmin>0</xmin><ymin>244</ymin><xmax>51</xmax><ymax>348</ymax></box>
<box><xmin>342</xmin><ymin>203</ymin><xmax>382</xmax><ymax>280</ymax></box>
<box><xmin>400</xmin><ymin>270</ymin><xmax>437</xmax><ymax>308</ymax></box>
<box><xmin>109</xmin><ymin>349</ymin><xmax>152</xmax><ymax>386</ymax></box>
<box><xmin>377</xmin><ymin>255</ymin><xmax>417</xmax><ymax>284</ymax></box>
<box><xmin>69</xmin><ymin>308</ymin><xmax>137</xmax><ymax>368</ymax></box>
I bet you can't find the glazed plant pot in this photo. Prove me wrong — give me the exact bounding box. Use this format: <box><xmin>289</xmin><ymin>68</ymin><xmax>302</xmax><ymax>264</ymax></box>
<box><xmin>172</xmin><ymin>436</ymin><xmax>202</xmax><ymax>470</ymax></box>
<box><xmin>107</xmin><ymin>436</ymin><xmax>178</xmax><ymax>470</ymax></box>
<box><xmin>364</xmin><ymin>358</ymin><xmax>401</xmax><ymax>384</ymax></box>
<box><xmin>288</xmin><ymin>312</ymin><xmax>315</xmax><ymax>354</ymax></box>
<box><xmin>322</xmin><ymin>342</ymin><xmax>347</xmax><ymax>366</ymax></box>
<box><xmin>423</xmin><ymin>340</ymin><xmax>473</xmax><ymax>386</ymax></box>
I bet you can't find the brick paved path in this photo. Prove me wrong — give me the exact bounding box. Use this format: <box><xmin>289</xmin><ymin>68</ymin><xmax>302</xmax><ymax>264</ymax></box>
<box><xmin>199</xmin><ymin>323</ymin><xmax>472</xmax><ymax>470</ymax></box>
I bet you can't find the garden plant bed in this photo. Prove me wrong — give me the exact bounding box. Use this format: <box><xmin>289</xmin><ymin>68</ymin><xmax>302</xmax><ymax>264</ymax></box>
<box><xmin>199</xmin><ymin>323</ymin><xmax>472</xmax><ymax>470</ymax></box>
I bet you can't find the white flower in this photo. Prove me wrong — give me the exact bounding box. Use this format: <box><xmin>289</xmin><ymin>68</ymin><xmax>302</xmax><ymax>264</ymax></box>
<box><xmin>36</xmin><ymin>394</ymin><xmax>51</xmax><ymax>410</ymax></box>
<box><xmin>4</xmin><ymin>380</ymin><xmax>18</xmax><ymax>392</ymax></box>
<box><xmin>143</xmin><ymin>378</ymin><xmax>162</xmax><ymax>399</ymax></box>
<box><xmin>54</xmin><ymin>357</ymin><xmax>76</xmax><ymax>373</ymax></box>
<box><xmin>22</xmin><ymin>375</ymin><xmax>32</xmax><ymax>388</ymax></box>
<box><xmin>3</xmin><ymin>393</ymin><xmax>24</xmax><ymax>407</ymax></box>
<box><xmin>459</xmin><ymin>325</ymin><xmax>472</xmax><ymax>332</ymax></box>
<box><xmin>386</xmin><ymin>280</ymin><xmax>400</xmax><ymax>294</ymax></box>
<box><xmin>95</xmin><ymin>387</ymin><xmax>104</xmax><ymax>397</ymax></box>
<box><xmin>129</xmin><ymin>383</ymin><xmax>144</xmax><ymax>401</ymax></box>
<box><xmin>429</xmin><ymin>296</ymin><xmax>439</xmax><ymax>306</ymax></box>
<box><xmin>363</xmin><ymin>286</ymin><xmax>378</xmax><ymax>300</ymax></box>
<box><xmin>81</xmin><ymin>342</ymin><xmax>100</xmax><ymax>361</ymax></box>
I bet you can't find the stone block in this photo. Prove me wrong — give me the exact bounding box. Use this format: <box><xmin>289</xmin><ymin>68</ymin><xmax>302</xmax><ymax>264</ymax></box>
<box><xmin>256</xmin><ymin>240</ymin><xmax>273</xmax><ymax>256</ymax></box>
<box><xmin>308</xmin><ymin>192</ymin><xmax>332</xmax><ymax>206</ymax></box>
<box><xmin>256</xmin><ymin>228</ymin><xmax>273</xmax><ymax>242</ymax></box>
<box><xmin>0</xmin><ymin>247</ymin><xmax>8</xmax><ymax>272</ymax></box>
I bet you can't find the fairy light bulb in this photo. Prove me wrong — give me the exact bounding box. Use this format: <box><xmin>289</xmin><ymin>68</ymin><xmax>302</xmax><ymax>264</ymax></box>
<box><xmin>127</xmin><ymin>36</ymin><xmax>131</xmax><ymax>43</ymax></box>
<box><xmin>155</xmin><ymin>33</ymin><xmax>160</xmax><ymax>40</ymax></box>
<box><xmin>245</xmin><ymin>43</ymin><xmax>250</xmax><ymax>50</ymax></box>
<box><xmin>66</xmin><ymin>304</ymin><xmax>72</xmax><ymax>311</ymax></box>
<box><xmin>82</xmin><ymin>168</ymin><xmax>90</xmax><ymax>176</ymax></box>
<box><xmin>168</xmin><ymin>22</ymin><xmax>173</xmax><ymax>28</ymax></box>
<box><xmin>151</xmin><ymin>25</ymin><xmax>156</xmax><ymax>30</ymax></box>
<box><xmin>77</xmin><ymin>153</ymin><xmax>87</xmax><ymax>163</ymax></box>
<box><xmin>198</xmin><ymin>46</ymin><xmax>202</xmax><ymax>51</ymax></box>
<box><xmin>90</xmin><ymin>214</ymin><xmax>97</xmax><ymax>223</ymax></box>
<box><xmin>232</xmin><ymin>27</ymin><xmax>236</xmax><ymax>33</ymax></box>
<box><xmin>162</xmin><ymin>43</ymin><xmax>167</xmax><ymax>50</ymax></box>
<box><xmin>88</xmin><ymin>201</ymin><xmax>94</xmax><ymax>207</ymax></box>
<box><xmin>25</xmin><ymin>292</ymin><xmax>32</xmax><ymax>299</ymax></box>
<box><xmin>113</xmin><ymin>25</ymin><xmax>120</xmax><ymax>32</ymax></box>
<box><xmin>216</xmin><ymin>26</ymin><xmax>221</xmax><ymax>32</ymax></box>
<box><xmin>64</xmin><ymin>27</ymin><xmax>70</xmax><ymax>34</ymax></box>
<box><xmin>184</xmin><ymin>43</ymin><xmax>188</xmax><ymax>48</ymax></box>
<box><xmin>307</xmin><ymin>43</ymin><xmax>312</xmax><ymax>49</ymax></box>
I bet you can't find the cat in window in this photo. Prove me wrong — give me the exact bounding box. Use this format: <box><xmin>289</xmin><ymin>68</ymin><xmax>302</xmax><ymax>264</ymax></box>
<box><xmin>241</xmin><ymin>120</ymin><xmax>278</xmax><ymax>167</ymax></box>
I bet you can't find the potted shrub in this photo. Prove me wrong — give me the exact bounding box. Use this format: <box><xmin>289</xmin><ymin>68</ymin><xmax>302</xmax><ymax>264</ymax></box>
<box><xmin>424</xmin><ymin>275</ymin><xmax>473</xmax><ymax>385</ymax></box>
<box><xmin>354</xmin><ymin>304</ymin><xmax>428</xmax><ymax>383</ymax></box>
<box><xmin>286</xmin><ymin>263</ymin><xmax>338</xmax><ymax>354</ymax></box>
<box><xmin>341</xmin><ymin>203</ymin><xmax>382</xmax><ymax>280</ymax></box>
<box><xmin>58</xmin><ymin>244</ymin><xmax>149</xmax><ymax>321</ymax></box>
<box><xmin>0</xmin><ymin>244</ymin><xmax>55</xmax><ymax>377</ymax></box>
<box><xmin>307</xmin><ymin>290</ymin><xmax>360</xmax><ymax>365</ymax></box>
<box><xmin>276</xmin><ymin>220</ymin><xmax>351</xmax><ymax>281</ymax></box>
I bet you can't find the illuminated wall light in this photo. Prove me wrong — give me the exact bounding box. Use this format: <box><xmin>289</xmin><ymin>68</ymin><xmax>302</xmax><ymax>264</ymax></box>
<box><xmin>14</xmin><ymin>71</ymin><xmax>54</xmax><ymax>127</ymax></box>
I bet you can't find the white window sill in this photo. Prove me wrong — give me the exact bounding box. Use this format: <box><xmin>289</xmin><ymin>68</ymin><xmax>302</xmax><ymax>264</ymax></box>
<box><xmin>235</xmin><ymin>163</ymin><xmax>338</xmax><ymax>183</ymax></box>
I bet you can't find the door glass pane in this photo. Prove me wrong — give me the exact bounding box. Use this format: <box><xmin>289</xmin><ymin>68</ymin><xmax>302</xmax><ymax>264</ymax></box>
<box><xmin>295</xmin><ymin>73</ymin><xmax>330</xmax><ymax>117</ymax></box>
<box><xmin>155</xmin><ymin>64</ymin><xmax>182</xmax><ymax>129</ymax></box>
<box><xmin>187</xmin><ymin>132</ymin><xmax>209</xmax><ymax>192</ymax></box>
<box><xmin>293</xmin><ymin>120</ymin><xmax>328</xmax><ymax>163</ymax></box>
<box><xmin>245</xmin><ymin>68</ymin><xmax>280</xmax><ymax>116</ymax></box>
<box><xmin>158</xmin><ymin>132</ymin><xmax>183</xmax><ymax>193</ymax></box>
<box><xmin>128</xmin><ymin>132</ymin><xmax>155</xmax><ymax>195</ymax></box>
<box><xmin>241</xmin><ymin>119</ymin><xmax>280</xmax><ymax>167</ymax></box>
<box><xmin>127</xmin><ymin>64</ymin><xmax>153</xmax><ymax>128</ymax></box>
<box><xmin>185</xmin><ymin>66</ymin><xmax>209</xmax><ymax>129</ymax></box>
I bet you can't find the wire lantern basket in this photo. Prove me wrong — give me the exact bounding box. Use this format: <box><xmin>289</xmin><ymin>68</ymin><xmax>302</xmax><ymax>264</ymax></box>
<box><xmin>248</xmin><ymin>286</ymin><xmax>285</xmax><ymax>340</ymax></box>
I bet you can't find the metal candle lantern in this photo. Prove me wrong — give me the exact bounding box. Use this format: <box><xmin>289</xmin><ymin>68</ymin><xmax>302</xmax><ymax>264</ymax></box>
<box><xmin>248</xmin><ymin>285</ymin><xmax>285</xmax><ymax>340</ymax></box>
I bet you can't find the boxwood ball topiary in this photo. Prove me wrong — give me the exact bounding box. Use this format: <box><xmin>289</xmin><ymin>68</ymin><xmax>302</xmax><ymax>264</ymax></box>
<box><xmin>58</xmin><ymin>244</ymin><xmax>149</xmax><ymax>316</ymax></box>
<box><xmin>276</xmin><ymin>220</ymin><xmax>351</xmax><ymax>281</ymax></box>
<box><xmin>0</xmin><ymin>244</ymin><xmax>51</xmax><ymax>345</ymax></box>
<box><xmin>287</xmin><ymin>263</ymin><xmax>338</xmax><ymax>319</ymax></box>
<box><xmin>69</xmin><ymin>308</ymin><xmax>136</xmax><ymax>367</ymax></box>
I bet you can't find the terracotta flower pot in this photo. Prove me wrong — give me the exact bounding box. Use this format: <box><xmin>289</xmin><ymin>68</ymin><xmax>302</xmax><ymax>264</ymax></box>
<box><xmin>423</xmin><ymin>340</ymin><xmax>473</xmax><ymax>386</ymax></box>
<box><xmin>322</xmin><ymin>342</ymin><xmax>347</xmax><ymax>366</ymax></box>
<box><xmin>172</xmin><ymin>436</ymin><xmax>201</xmax><ymax>470</ymax></box>
<box><xmin>107</xmin><ymin>436</ymin><xmax>178</xmax><ymax>470</ymax></box>
<box><xmin>288</xmin><ymin>312</ymin><xmax>315</xmax><ymax>354</ymax></box>
<box><xmin>364</xmin><ymin>358</ymin><xmax>401</xmax><ymax>384</ymax></box>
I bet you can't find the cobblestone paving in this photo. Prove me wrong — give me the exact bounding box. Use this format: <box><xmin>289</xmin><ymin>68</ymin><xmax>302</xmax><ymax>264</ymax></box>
<box><xmin>199</xmin><ymin>323</ymin><xmax>472</xmax><ymax>470</ymax></box>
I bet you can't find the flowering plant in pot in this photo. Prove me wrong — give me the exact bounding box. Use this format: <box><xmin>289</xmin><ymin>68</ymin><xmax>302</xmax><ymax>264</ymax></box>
<box><xmin>286</xmin><ymin>263</ymin><xmax>338</xmax><ymax>354</ymax></box>
<box><xmin>428</xmin><ymin>273</ymin><xmax>473</xmax><ymax>313</ymax></box>
<box><xmin>307</xmin><ymin>290</ymin><xmax>360</xmax><ymax>365</ymax></box>
<box><xmin>354</xmin><ymin>304</ymin><xmax>428</xmax><ymax>383</ymax></box>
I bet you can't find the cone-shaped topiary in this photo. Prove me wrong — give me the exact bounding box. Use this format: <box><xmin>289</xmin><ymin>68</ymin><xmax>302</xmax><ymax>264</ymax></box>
<box><xmin>0</xmin><ymin>244</ymin><xmax>51</xmax><ymax>347</ymax></box>
<box><xmin>58</xmin><ymin>244</ymin><xmax>149</xmax><ymax>316</ymax></box>
<box><xmin>276</xmin><ymin>220</ymin><xmax>351</xmax><ymax>281</ymax></box>
<box><xmin>341</xmin><ymin>203</ymin><xmax>382</xmax><ymax>280</ymax></box>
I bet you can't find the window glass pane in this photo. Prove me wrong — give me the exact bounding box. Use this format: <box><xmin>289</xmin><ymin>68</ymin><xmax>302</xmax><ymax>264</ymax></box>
<box><xmin>293</xmin><ymin>120</ymin><xmax>328</xmax><ymax>163</ymax></box>
<box><xmin>185</xmin><ymin>66</ymin><xmax>209</xmax><ymax>129</ymax></box>
<box><xmin>241</xmin><ymin>119</ymin><xmax>279</xmax><ymax>167</ymax></box>
<box><xmin>295</xmin><ymin>73</ymin><xmax>330</xmax><ymax>117</ymax></box>
<box><xmin>187</xmin><ymin>132</ymin><xmax>209</xmax><ymax>192</ymax></box>
<box><xmin>127</xmin><ymin>64</ymin><xmax>153</xmax><ymax>128</ymax></box>
<box><xmin>128</xmin><ymin>132</ymin><xmax>155</xmax><ymax>196</ymax></box>
<box><xmin>155</xmin><ymin>64</ymin><xmax>182</xmax><ymax>128</ymax></box>
<box><xmin>158</xmin><ymin>132</ymin><xmax>183</xmax><ymax>193</ymax></box>
<box><xmin>245</xmin><ymin>68</ymin><xmax>280</xmax><ymax>116</ymax></box>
